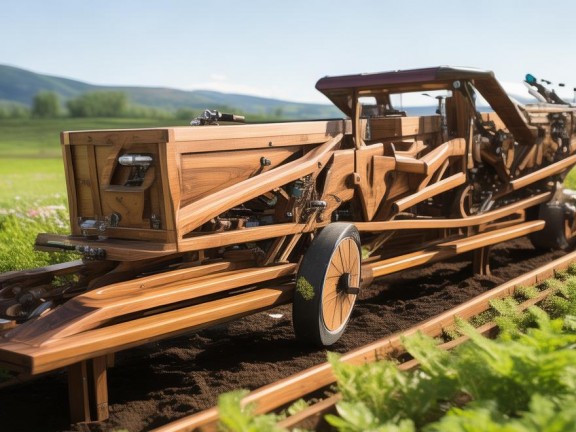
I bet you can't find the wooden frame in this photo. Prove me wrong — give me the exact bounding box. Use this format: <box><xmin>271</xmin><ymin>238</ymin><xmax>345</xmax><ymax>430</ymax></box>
<box><xmin>1</xmin><ymin>66</ymin><xmax>576</xmax><ymax>423</ymax></box>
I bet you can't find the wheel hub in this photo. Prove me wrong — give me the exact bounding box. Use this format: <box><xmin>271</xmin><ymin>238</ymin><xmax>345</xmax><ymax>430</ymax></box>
<box><xmin>338</xmin><ymin>272</ymin><xmax>360</xmax><ymax>295</ymax></box>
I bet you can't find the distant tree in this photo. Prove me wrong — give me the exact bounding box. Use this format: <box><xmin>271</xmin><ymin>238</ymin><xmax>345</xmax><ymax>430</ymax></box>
<box><xmin>32</xmin><ymin>91</ymin><xmax>61</xmax><ymax>118</ymax></box>
<box><xmin>67</xmin><ymin>91</ymin><xmax>128</xmax><ymax>117</ymax></box>
<box><xmin>175</xmin><ymin>108</ymin><xmax>197</xmax><ymax>121</ymax></box>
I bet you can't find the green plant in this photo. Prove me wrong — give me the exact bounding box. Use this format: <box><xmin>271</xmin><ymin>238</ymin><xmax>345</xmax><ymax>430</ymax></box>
<box><xmin>218</xmin><ymin>390</ymin><xmax>286</xmax><ymax>432</ymax></box>
<box><xmin>327</xmin><ymin>283</ymin><xmax>576</xmax><ymax>431</ymax></box>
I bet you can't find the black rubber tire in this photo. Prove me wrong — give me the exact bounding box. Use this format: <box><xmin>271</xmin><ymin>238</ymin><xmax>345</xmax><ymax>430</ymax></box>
<box><xmin>292</xmin><ymin>223</ymin><xmax>361</xmax><ymax>346</ymax></box>
<box><xmin>530</xmin><ymin>203</ymin><xmax>575</xmax><ymax>250</ymax></box>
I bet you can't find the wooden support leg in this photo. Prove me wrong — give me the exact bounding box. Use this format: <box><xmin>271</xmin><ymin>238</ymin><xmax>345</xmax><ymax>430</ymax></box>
<box><xmin>90</xmin><ymin>356</ymin><xmax>109</xmax><ymax>421</ymax></box>
<box><xmin>67</xmin><ymin>356</ymin><xmax>109</xmax><ymax>424</ymax></box>
<box><xmin>473</xmin><ymin>246</ymin><xmax>491</xmax><ymax>276</ymax></box>
<box><xmin>68</xmin><ymin>361</ymin><xmax>91</xmax><ymax>424</ymax></box>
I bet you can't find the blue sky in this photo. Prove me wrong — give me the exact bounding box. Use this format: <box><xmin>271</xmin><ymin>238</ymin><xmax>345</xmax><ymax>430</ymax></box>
<box><xmin>2</xmin><ymin>0</ymin><xmax>575</xmax><ymax>104</ymax></box>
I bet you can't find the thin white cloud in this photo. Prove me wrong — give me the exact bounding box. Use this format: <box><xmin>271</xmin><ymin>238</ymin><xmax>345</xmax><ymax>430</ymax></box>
<box><xmin>209</xmin><ymin>73</ymin><xmax>228</xmax><ymax>82</ymax></box>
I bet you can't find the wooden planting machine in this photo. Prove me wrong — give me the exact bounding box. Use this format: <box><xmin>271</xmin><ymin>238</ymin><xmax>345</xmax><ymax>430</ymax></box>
<box><xmin>1</xmin><ymin>66</ymin><xmax>575</xmax><ymax>422</ymax></box>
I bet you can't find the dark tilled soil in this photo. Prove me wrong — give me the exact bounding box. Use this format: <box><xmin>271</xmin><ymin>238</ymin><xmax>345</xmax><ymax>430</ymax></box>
<box><xmin>0</xmin><ymin>238</ymin><xmax>568</xmax><ymax>432</ymax></box>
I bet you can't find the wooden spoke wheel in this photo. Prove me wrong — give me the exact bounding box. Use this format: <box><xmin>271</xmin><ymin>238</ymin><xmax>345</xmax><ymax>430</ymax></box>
<box><xmin>293</xmin><ymin>223</ymin><xmax>361</xmax><ymax>346</ymax></box>
<box><xmin>530</xmin><ymin>203</ymin><xmax>576</xmax><ymax>250</ymax></box>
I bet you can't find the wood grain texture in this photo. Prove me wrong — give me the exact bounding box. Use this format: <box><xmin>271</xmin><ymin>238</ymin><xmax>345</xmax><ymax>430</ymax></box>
<box><xmin>0</xmin><ymin>286</ymin><xmax>293</xmax><ymax>375</ymax></box>
<box><xmin>176</xmin><ymin>133</ymin><xmax>343</xmax><ymax>237</ymax></box>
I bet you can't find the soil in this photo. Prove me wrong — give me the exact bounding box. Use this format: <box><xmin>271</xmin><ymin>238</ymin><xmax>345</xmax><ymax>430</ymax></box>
<box><xmin>0</xmin><ymin>237</ymin><xmax>568</xmax><ymax>432</ymax></box>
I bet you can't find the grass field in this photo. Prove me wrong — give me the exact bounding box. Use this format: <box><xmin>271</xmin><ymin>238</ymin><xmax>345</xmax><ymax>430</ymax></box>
<box><xmin>0</xmin><ymin>117</ymin><xmax>190</xmax><ymax>157</ymax></box>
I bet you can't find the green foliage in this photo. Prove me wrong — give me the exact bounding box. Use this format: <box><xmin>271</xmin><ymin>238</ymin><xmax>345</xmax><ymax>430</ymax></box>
<box><xmin>326</xmin><ymin>342</ymin><xmax>457</xmax><ymax>430</ymax></box>
<box><xmin>285</xmin><ymin>399</ymin><xmax>309</xmax><ymax>416</ymax></box>
<box><xmin>32</xmin><ymin>91</ymin><xmax>61</xmax><ymax>118</ymax></box>
<box><xmin>565</xmin><ymin>167</ymin><xmax>576</xmax><ymax>189</ymax></box>
<box><xmin>213</xmin><ymin>273</ymin><xmax>576</xmax><ymax>431</ymax></box>
<box><xmin>218</xmin><ymin>390</ymin><xmax>286</xmax><ymax>432</ymax></box>
<box><xmin>0</xmin><ymin>203</ymin><xmax>74</xmax><ymax>272</ymax></box>
<box><xmin>426</xmin><ymin>395</ymin><xmax>576</xmax><ymax>432</ymax></box>
<box><xmin>0</xmin><ymin>102</ymin><xmax>30</xmax><ymax>119</ymax></box>
<box><xmin>513</xmin><ymin>284</ymin><xmax>539</xmax><ymax>301</ymax></box>
<box><xmin>327</xmin><ymin>291</ymin><xmax>576</xmax><ymax>431</ymax></box>
<box><xmin>67</xmin><ymin>91</ymin><xmax>128</xmax><ymax>117</ymax></box>
<box><xmin>0</xmin><ymin>158</ymin><xmax>74</xmax><ymax>271</ymax></box>
<box><xmin>296</xmin><ymin>276</ymin><xmax>315</xmax><ymax>300</ymax></box>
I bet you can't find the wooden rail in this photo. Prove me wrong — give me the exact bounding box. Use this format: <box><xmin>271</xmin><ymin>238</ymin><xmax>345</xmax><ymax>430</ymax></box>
<box><xmin>153</xmin><ymin>248</ymin><xmax>576</xmax><ymax>432</ymax></box>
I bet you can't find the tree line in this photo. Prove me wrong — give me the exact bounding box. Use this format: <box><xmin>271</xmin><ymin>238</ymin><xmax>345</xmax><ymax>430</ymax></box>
<box><xmin>0</xmin><ymin>90</ymin><xmax>288</xmax><ymax>122</ymax></box>
<box><xmin>0</xmin><ymin>91</ymin><xmax>198</xmax><ymax>120</ymax></box>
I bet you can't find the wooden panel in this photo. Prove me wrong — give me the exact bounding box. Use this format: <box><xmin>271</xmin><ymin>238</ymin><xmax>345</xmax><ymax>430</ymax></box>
<box><xmin>71</xmin><ymin>145</ymin><xmax>96</xmax><ymax>222</ymax></box>
<box><xmin>177</xmin><ymin>134</ymin><xmax>342</xmax><ymax>237</ymax></box>
<box><xmin>66</xmin><ymin>129</ymin><xmax>169</xmax><ymax>146</ymax></box>
<box><xmin>318</xmin><ymin>149</ymin><xmax>355</xmax><ymax>222</ymax></box>
<box><xmin>180</xmin><ymin>146</ymin><xmax>300</xmax><ymax>206</ymax></box>
<box><xmin>367</xmin><ymin>115</ymin><xmax>441</xmax><ymax>140</ymax></box>
<box><xmin>172</xmin><ymin>120</ymin><xmax>349</xmax><ymax>153</ymax></box>
<box><xmin>355</xmin><ymin>143</ymin><xmax>395</xmax><ymax>220</ymax></box>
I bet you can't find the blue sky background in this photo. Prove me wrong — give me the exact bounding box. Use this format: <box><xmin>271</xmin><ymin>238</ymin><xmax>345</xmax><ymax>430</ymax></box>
<box><xmin>1</xmin><ymin>0</ymin><xmax>575</xmax><ymax>104</ymax></box>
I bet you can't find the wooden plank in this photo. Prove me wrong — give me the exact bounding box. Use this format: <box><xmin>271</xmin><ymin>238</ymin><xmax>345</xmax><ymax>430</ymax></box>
<box><xmin>171</xmin><ymin>120</ymin><xmax>348</xmax><ymax>151</ymax></box>
<box><xmin>87</xmin><ymin>145</ymin><xmax>103</xmax><ymax>216</ymax></box>
<box><xmin>368</xmin><ymin>115</ymin><xmax>441</xmax><ymax>139</ymax></box>
<box><xmin>439</xmin><ymin>220</ymin><xmax>545</xmax><ymax>253</ymax></box>
<box><xmin>356</xmin><ymin>192</ymin><xmax>551</xmax><ymax>231</ymax></box>
<box><xmin>367</xmin><ymin>249</ymin><xmax>454</xmax><ymax>279</ymax></box>
<box><xmin>158</xmin><ymin>141</ymin><xmax>179</xmax><ymax>235</ymax></box>
<box><xmin>0</xmin><ymin>286</ymin><xmax>293</xmax><ymax>375</ymax></box>
<box><xmin>66</xmin><ymin>129</ymin><xmax>170</xmax><ymax>146</ymax></box>
<box><xmin>61</xmin><ymin>143</ymin><xmax>80</xmax><ymax>236</ymax></box>
<box><xmin>5</xmin><ymin>263</ymin><xmax>297</xmax><ymax>344</ymax></box>
<box><xmin>177</xmin><ymin>223</ymin><xmax>306</xmax><ymax>252</ymax></box>
<box><xmin>510</xmin><ymin>152</ymin><xmax>576</xmax><ymax>191</ymax></box>
<box><xmin>392</xmin><ymin>172</ymin><xmax>466</xmax><ymax>213</ymax></box>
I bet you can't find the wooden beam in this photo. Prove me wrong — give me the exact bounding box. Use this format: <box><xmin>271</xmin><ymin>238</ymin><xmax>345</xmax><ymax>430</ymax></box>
<box><xmin>68</xmin><ymin>361</ymin><xmax>91</xmax><ymax>424</ymax></box>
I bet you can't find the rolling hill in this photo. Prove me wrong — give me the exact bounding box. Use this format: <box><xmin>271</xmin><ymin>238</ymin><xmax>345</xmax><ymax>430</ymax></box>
<box><xmin>0</xmin><ymin>64</ymin><xmax>343</xmax><ymax>119</ymax></box>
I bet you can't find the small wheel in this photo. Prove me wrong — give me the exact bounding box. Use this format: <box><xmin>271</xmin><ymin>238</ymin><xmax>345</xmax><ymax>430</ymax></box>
<box><xmin>293</xmin><ymin>223</ymin><xmax>361</xmax><ymax>346</ymax></box>
<box><xmin>452</xmin><ymin>184</ymin><xmax>480</xmax><ymax>217</ymax></box>
<box><xmin>530</xmin><ymin>203</ymin><xmax>575</xmax><ymax>250</ymax></box>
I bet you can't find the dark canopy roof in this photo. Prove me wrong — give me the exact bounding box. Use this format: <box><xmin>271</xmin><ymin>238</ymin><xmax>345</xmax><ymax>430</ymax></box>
<box><xmin>315</xmin><ymin>66</ymin><xmax>536</xmax><ymax>144</ymax></box>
